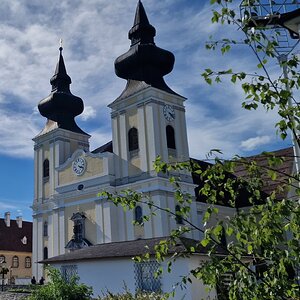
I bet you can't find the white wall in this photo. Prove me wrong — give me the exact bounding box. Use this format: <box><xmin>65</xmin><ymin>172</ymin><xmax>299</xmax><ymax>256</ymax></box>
<box><xmin>51</xmin><ymin>255</ymin><xmax>217</xmax><ymax>300</ymax></box>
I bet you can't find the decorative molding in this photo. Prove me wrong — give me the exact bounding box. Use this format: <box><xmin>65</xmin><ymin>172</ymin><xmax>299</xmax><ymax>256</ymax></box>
<box><xmin>56</xmin><ymin>149</ymin><xmax>113</xmax><ymax>172</ymax></box>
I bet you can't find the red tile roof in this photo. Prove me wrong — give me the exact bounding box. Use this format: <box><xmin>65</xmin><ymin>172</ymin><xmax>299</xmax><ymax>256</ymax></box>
<box><xmin>234</xmin><ymin>147</ymin><xmax>294</xmax><ymax>199</ymax></box>
<box><xmin>0</xmin><ymin>219</ymin><xmax>32</xmax><ymax>253</ymax></box>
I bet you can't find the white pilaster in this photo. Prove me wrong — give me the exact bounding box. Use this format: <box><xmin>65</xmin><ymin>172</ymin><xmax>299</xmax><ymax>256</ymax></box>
<box><xmin>49</xmin><ymin>142</ymin><xmax>55</xmax><ymax>195</ymax></box>
<box><xmin>95</xmin><ymin>201</ymin><xmax>104</xmax><ymax>244</ymax></box>
<box><xmin>103</xmin><ymin>201</ymin><xmax>113</xmax><ymax>243</ymax></box>
<box><xmin>33</xmin><ymin>150</ymin><xmax>38</xmax><ymax>201</ymax></box>
<box><xmin>52</xmin><ymin>210</ymin><xmax>59</xmax><ymax>256</ymax></box>
<box><xmin>59</xmin><ymin>209</ymin><xmax>65</xmax><ymax>254</ymax></box>
<box><xmin>54</xmin><ymin>140</ymin><xmax>62</xmax><ymax>192</ymax></box>
<box><xmin>137</xmin><ymin>105</ymin><xmax>148</xmax><ymax>172</ymax></box>
<box><xmin>151</xmin><ymin>194</ymin><xmax>168</xmax><ymax>237</ymax></box>
<box><xmin>119</xmin><ymin>112</ymin><xmax>128</xmax><ymax>178</ymax></box>
<box><xmin>32</xmin><ymin>216</ymin><xmax>38</xmax><ymax>278</ymax></box>
<box><xmin>38</xmin><ymin>148</ymin><xmax>43</xmax><ymax>200</ymax></box>
<box><xmin>145</xmin><ymin>104</ymin><xmax>157</xmax><ymax>170</ymax></box>
<box><xmin>126</xmin><ymin>209</ymin><xmax>134</xmax><ymax>241</ymax></box>
<box><xmin>36</xmin><ymin>216</ymin><xmax>43</xmax><ymax>279</ymax></box>
<box><xmin>177</xmin><ymin>108</ymin><xmax>189</xmax><ymax>161</ymax></box>
<box><xmin>118</xmin><ymin>206</ymin><xmax>126</xmax><ymax>241</ymax></box>
<box><xmin>48</xmin><ymin>213</ymin><xmax>53</xmax><ymax>258</ymax></box>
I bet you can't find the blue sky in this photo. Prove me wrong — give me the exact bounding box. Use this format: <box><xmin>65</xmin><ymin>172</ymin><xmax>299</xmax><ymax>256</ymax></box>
<box><xmin>0</xmin><ymin>0</ymin><xmax>296</xmax><ymax>221</ymax></box>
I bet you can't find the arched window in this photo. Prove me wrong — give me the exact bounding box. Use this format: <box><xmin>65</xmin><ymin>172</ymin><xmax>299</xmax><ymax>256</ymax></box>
<box><xmin>43</xmin><ymin>159</ymin><xmax>49</xmax><ymax>178</ymax></box>
<box><xmin>0</xmin><ymin>255</ymin><xmax>5</xmax><ymax>264</ymax></box>
<box><xmin>43</xmin><ymin>247</ymin><xmax>48</xmax><ymax>260</ymax></box>
<box><xmin>43</xmin><ymin>222</ymin><xmax>48</xmax><ymax>237</ymax></box>
<box><xmin>134</xmin><ymin>206</ymin><xmax>143</xmax><ymax>225</ymax></box>
<box><xmin>166</xmin><ymin>125</ymin><xmax>176</xmax><ymax>149</ymax></box>
<box><xmin>25</xmin><ymin>256</ymin><xmax>31</xmax><ymax>268</ymax></box>
<box><xmin>128</xmin><ymin>127</ymin><xmax>139</xmax><ymax>152</ymax></box>
<box><xmin>175</xmin><ymin>205</ymin><xmax>184</xmax><ymax>225</ymax></box>
<box><xmin>12</xmin><ymin>256</ymin><xmax>19</xmax><ymax>268</ymax></box>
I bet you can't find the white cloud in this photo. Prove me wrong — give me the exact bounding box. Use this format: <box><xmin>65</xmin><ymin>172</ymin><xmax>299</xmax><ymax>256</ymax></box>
<box><xmin>0</xmin><ymin>109</ymin><xmax>40</xmax><ymax>158</ymax></box>
<box><xmin>80</xmin><ymin>105</ymin><xmax>96</xmax><ymax>121</ymax></box>
<box><xmin>0</xmin><ymin>199</ymin><xmax>31</xmax><ymax>221</ymax></box>
<box><xmin>240</xmin><ymin>136</ymin><xmax>272</xmax><ymax>151</ymax></box>
<box><xmin>0</xmin><ymin>201</ymin><xmax>18</xmax><ymax>211</ymax></box>
<box><xmin>0</xmin><ymin>0</ymin><xmax>294</xmax><ymax>160</ymax></box>
<box><xmin>89</xmin><ymin>130</ymin><xmax>112</xmax><ymax>152</ymax></box>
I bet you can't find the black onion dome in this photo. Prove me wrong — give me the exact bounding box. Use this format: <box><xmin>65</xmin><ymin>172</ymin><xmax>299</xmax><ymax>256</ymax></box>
<box><xmin>38</xmin><ymin>47</ymin><xmax>87</xmax><ymax>135</ymax></box>
<box><xmin>114</xmin><ymin>0</ymin><xmax>176</xmax><ymax>94</ymax></box>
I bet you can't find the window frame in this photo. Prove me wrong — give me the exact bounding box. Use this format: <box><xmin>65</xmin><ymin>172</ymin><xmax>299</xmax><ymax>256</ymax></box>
<box><xmin>134</xmin><ymin>206</ymin><xmax>143</xmax><ymax>225</ymax></box>
<box><xmin>166</xmin><ymin>125</ymin><xmax>176</xmax><ymax>149</ymax></box>
<box><xmin>12</xmin><ymin>256</ymin><xmax>19</xmax><ymax>268</ymax></box>
<box><xmin>43</xmin><ymin>247</ymin><xmax>48</xmax><ymax>260</ymax></box>
<box><xmin>134</xmin><ymin>261</ymin><xmax>161</xmax><ymax>293</ymax></box>
<box><xmin>128</xmin><ymin>127</ymin><xmax>139</xmax><ymax>152</ymax></box>
<box><xmin>25</xmin><ymin>256</ymin><xmax>31</xmax><ymax>268</ymax></box>
<box><xmin>43</xmin><ymin>159</ymin><xmax>50</xmax><ymax>179</ymax></box>
<box><xmin>175</xmin><ymin>205</ymin><xmax>184</xmax><ymax>225</ymax></box>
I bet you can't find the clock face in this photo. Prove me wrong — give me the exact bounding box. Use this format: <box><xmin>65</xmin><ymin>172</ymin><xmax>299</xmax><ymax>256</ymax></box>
<box><xmin>72</xmin><ymin>157</ymin><xmax>86</xmax><ymax>176</ymax></box>
<box><xmin>163</xmin><ymin>105</ymin><xmax>175</xmax><ymax>122</ymax></box>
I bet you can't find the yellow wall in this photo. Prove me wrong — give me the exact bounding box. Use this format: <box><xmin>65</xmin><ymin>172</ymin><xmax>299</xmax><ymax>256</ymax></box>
<box><xmin>59</xmin><ymin>156</ymin><xmax>104</xmax><ymax>185</ymax></box>
<box><xmin>0</xmin><ymin>250</ymin><xmax>32</xmax><ymax>281</ymax></box>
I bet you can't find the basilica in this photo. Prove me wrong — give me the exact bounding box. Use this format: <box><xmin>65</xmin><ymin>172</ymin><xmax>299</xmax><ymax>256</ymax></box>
<box><xmin>31</xmin><ymin>1</ymin><xmax>295</xmax><ymax>299</ymax></box>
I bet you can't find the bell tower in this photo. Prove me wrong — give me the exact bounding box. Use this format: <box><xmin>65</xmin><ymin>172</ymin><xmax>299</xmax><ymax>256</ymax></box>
<box><xmin>32</xmin><ymin>46</ymin><xmax>90</xmax><ymax>279</ymax></box>
<box><xmin>110</xmin><ymin>0</ymin><xmax>190</xmax><ymax>183</ymax></box>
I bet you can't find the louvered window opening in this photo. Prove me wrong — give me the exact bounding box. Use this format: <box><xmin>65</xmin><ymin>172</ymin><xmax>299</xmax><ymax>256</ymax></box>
<box><xmin>61</xmin><ymin>265</ymin><xmax>78</xmax><ymax>282</ymax></box>
<box><xmin>134</xmin><ymin>261</ymin><xmax>161</xmax><ymax>293</ymax></box>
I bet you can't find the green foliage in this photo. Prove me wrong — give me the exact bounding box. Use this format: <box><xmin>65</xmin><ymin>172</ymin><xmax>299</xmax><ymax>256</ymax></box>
<box><xmin>202</xmin><ymin>1</ymin><xmax>300</xmax><ymax>144</ymax></box>
<box><xmin>27</xmin><ymin>267</ymin><xmax>93</xmax><ymax>300</ymax></box>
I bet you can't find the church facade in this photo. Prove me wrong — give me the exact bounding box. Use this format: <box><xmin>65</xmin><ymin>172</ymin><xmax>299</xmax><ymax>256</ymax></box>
<box><xmin>32</xmin><ymin>1</ymin><xmax>236</xmax><ymax>298</ymax></box>
<box><xmin>32</xmin><ymin>0</ymin><xmax>203</xmax><ymax>278</ymax></box>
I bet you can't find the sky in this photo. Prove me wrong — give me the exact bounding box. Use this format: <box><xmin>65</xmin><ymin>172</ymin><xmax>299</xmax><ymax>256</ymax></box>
<box><xmin>0</xmin><ymin>0</ymin><xmax>297</xmax><ymax>221</ymax></box>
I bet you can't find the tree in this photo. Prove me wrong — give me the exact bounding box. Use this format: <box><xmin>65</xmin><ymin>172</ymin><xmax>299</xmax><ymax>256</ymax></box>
<box><xmin>102</xmin><ymin>1</ymin><xmax>300</xmax><ymax>299</ymax></box>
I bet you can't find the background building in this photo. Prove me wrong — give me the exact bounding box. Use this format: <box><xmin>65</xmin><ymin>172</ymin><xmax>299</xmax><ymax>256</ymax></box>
<box><xmin>0</xmin><ymin>212</ymin><xmax>32</xmax><ymax>284</ymax></box>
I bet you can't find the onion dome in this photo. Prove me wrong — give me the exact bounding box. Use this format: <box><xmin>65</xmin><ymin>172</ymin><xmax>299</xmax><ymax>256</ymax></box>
<box><xmin>38</xmin><ymin>47</ymin><xmax>88</xmax><ymax>135</ymax></box>
<box><xmin>114</xmin><ymin>0</ymin><xmax>176</xmax><ymax>95</ymax></box>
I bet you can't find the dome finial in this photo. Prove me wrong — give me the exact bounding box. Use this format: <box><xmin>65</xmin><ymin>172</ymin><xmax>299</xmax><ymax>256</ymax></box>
<box><xmin>37</xmin><ymin>45</ymin><xmax>88</xmax><ymax>136</ymax></box>
<box><xmin>114</xmin><ymin>0</ymin><xmax>175</xmax><ymax>94</ymax></box>
<box><xmin>59</xmin><ymin>38</ymin><xmax>63</xmax><ymax>52</ymax></box>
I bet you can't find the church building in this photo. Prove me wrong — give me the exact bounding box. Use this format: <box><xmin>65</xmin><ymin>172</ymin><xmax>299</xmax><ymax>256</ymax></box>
<box><xmin>33</xmin><ymin>1</ymin><xmax>292</xmax><ymax>299</ymax></box>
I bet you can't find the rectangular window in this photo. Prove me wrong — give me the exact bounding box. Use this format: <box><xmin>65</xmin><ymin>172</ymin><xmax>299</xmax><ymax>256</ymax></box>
<box><xmin>61</xmin><ymin>265</ymin><xmax>78</xmax><ymax>282</ymax></box>
<box><xmin>43</xmin><ymin>222</ymin><xmax>48</xmax><ymax>237</ymax></box>
<box><xmin>134</xmin><ymin>261</ymin><xmax>161</xmax><ymax>293</ymax></box>
<box><xmin>25</xmin><ymin>257</ymin><xmax>31</xmax><ymax>268</ymax></box>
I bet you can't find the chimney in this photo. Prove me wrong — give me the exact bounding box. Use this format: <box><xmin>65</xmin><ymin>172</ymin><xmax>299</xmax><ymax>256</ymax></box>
<box><xmin>16</xmin><ymin>216</ymin><xmax>23</xmax><ymax>228</ymax></box>
<box><xmin>4</xmin><ymin>212</ymin><xmax>10</xmax><ymax>227</ymax></box>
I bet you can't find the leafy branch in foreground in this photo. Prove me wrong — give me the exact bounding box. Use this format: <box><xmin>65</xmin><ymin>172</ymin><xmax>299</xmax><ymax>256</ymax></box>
<box><xmin>100</xmin><ymin>151</ymin><xmax>299</xmax><ymax>299</ymax></box>
<box><xmin>203</xmin><ymin>0</ymin><xmax>300</xmax><ymax>143</ymax></box>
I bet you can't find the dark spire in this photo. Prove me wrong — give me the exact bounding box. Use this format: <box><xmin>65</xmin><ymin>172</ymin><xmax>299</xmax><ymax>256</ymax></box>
<box><xmin>50</xmin><ymin>46</ymin><xmax>72</xmax><ymax>92</ymax></box>
<box><xmin>38</xmin><ymin>46</ymin><xmax>88</xmax><ymax>135</ymax></box>
<box><xmin>114</xmin><ymin>0</ymin><xmax>176</xmax><ymax>96</ymax></box>
<box><xmin>128</xmin><ymin>0</ymin><xmax>156</xmax><ymax>45</ymax></box>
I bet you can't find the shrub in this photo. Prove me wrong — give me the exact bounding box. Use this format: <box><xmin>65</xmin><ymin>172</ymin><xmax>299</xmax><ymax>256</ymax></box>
<box><xmin>27</xmin><ymin>267</ymin><xmax>93</xmax><ymax>300</ymax></box>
